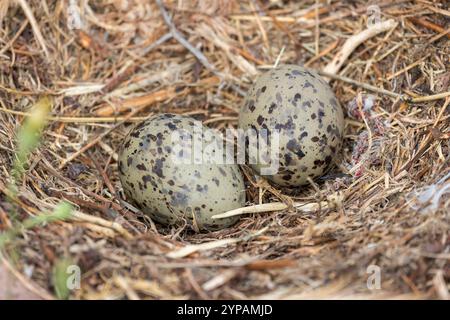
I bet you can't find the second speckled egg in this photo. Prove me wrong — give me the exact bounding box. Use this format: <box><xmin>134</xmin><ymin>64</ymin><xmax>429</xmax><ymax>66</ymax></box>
<box><xmin>118</xmin><ymin>114</ymin><xmax>246</xmax><ymax>231</ymax></box>
<box><xmin>238</xmin><ymin>65</ymin><xmax>345</xmax><ymax>187</ymax></box>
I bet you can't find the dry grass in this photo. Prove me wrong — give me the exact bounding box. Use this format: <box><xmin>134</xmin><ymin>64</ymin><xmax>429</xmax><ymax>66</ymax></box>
<box><xmin>0</xmin><ymin>0</ymin><xmax>449</xmax><ymax>299</ymax></box>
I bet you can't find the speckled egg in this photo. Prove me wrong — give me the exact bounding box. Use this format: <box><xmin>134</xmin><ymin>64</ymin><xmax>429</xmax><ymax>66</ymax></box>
<box><xmin>118</xmin><ymin>113</ymin><xmax>246</xmax><ymax>231</ymax></box>
<box><xmin>238</xmin><ymin>64</ymin><xmax>344</xmax><ymax>187</ymax></box>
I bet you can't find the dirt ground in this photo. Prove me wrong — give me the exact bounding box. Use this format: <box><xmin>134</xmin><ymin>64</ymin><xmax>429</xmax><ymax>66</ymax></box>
<box><xmin>0</xmin><ymin>0</ymin><xmax>448</xmax><ymax>299</ymax></box>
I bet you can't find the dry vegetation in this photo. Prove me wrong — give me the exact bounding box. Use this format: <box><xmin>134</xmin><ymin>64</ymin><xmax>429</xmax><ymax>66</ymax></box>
<box><xmin>0</xmin><ymin>0</ymin><xmax>449</xmax><ymax>299</ymax></box>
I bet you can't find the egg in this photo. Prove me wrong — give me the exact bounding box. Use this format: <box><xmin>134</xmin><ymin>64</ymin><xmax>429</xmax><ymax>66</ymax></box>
<box><xmin>238</xmin><ymin>64</ymin><xmax>344</xmax><ymax>187</ymax></box>
<box><xmin>118</xmin><ymin>113</ymin><xmax>246</xmax><ymax>231</ymax></box>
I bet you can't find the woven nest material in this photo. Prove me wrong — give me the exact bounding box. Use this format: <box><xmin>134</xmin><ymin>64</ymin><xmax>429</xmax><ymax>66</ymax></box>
<box><xmin>0</xmin><ymin>0</ymin><xmax>449</xmax><ymax>299</ymax></box>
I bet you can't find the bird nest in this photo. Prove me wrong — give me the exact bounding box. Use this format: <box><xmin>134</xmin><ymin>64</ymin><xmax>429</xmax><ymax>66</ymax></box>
<box><xmin>0</xmin><ymin>0</ymin><xmax>448</xmax><ymax>299</ymax></box>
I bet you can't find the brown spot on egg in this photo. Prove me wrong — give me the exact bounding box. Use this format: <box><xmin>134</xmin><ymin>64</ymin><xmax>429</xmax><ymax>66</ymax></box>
<box><xmin>136</xmin><ymin>163</ymin><xmax>146</xmax><ymax>171</ymax></box>
<box><xmin>257</xmin><ymin>115</ymin><xmax>265</xmax><ymax>125</ymax></box>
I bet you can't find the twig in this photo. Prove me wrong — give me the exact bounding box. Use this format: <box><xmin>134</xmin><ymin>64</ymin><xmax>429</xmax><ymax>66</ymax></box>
<box><xmin>95</xmin><ymin>88</ymin><xmax>177</xmax><ymax>117</ymax></box>
<box><xmin>155</xmin><ymin>0</ymin><xmax>221</xmax><ymax>77</ymax></box>
<box><xmin>71</xmin><ymin>210</ymin><xmax>132</xmax><ymax>239</ymax></box>
<box><xmin>315</xmin><ymin>70</ymin><xmax>405</xmax><ymax>100</ymax></box>
<box><xmin>101</xmin><ymin>62</ymin><xmax>137</xmax><ymax>94</ymax></box>
<box><xmin>245</xmin><ymin>259</ymin><xmax>296</xmax><ymax>271</ymax></box>
<box><xmin>0</xmin><ymin>106</ymin><xmax>149</xmax><ymax>123</ymax></box>
<box><xmin>273</xmin><ymin>46</ymin><xmax>285</xmax><ymax>68</ymax></box>
<box><xmin>211</xmin><ymin>198</ymin><xmax>338</xmax><ymax>219</ymax></box>
<box><xmin>314</xmin><ymin>0</ymin><xmax>320</xmax><ymax>55</ymax></box>
<box><xmin>426</xmin><ymin>5</ymin><xmax>450</xmax><ymax>17</ymax></box>
<box><xmin>427</xmin><ymin>27</ymin><xmax>450</xmax><ymax>44</ymax></box>
<box><xmin>316</xmin><ymin>70</ymin><xmax>447</xmax><ymax>102</ymax></box>
<box><xmin>166</xmin><ymin>238</ymin><xmax>240</xmax><ymax>259</ymax></box>
<box><xmin>105</xmin><ymin>62</ymin><xmax>192</xmax><ymax>98</ymax></box>
<box><xmin>96</xmin><ymin>76</ymin><xmax>219</xmax><ymax>116</ymax></box>
<box><xmin>114</xmin><ymin>276</ymin><xmax>140</xmax><ymax>300</ymax></box>
<box><xmin>185</xmin><ymin>269</ymin><xmax>209</xmax><ymax>300</ymax></box>
<box><xmin>408</xmin><ymin>17</ymin><xmax>450</xmax><ymax>40</ymax></box>
<box><xmin>249</xmin><ymin>0</ymin><xmax>270</xmax><ymax>53</ymax></box>
<box><xmin>88</xmin><ymin>153</ymin><xmax>116</xmax><ymax>196</ymax></box>
<box><xmin>202</xmin><ymin>269</ymin><xmax>238</xmax><ymax>291</ymax></box>
<box><xmin>17</xmin><ymin>0</ymin><xmax>50</xmax><ymax>59</ymax></box>
<box><xmin>155</xmin><ymin>2</ymin><xmax>248</xmax><ymax>93</ymax></box>
<box><xmin>166</xmin><ymin>228</ymin><xmax>268</xmax><ymax>258</ymax></box>
<box><xmin>374</xmin><ymin>40</ymin><xmax>406</xmax><ymax>62</ymax></box>
<box><xmin>305</xmin><ymin>39</ymin><xmax>339</xmax><ymax>67</ymax></box>
<box><xmin>323</xmin><ymin>19</ymin><xmax>397</xmax><ymax>77</ymax></box>
<box><xmin>386</xmin><ymin>54</ymin><xmax>430</xmax><ymax>81</ymax></box>
<box><xmin>76</xmin><ymin>222</ymin><xmax>116</xmax><ymax>238</ymax></box>
<box><xmin>213</xmin><ymin>203</ymin><xmax>288</xmax><ymax>219</ymax></box>
<box><xmin>411</xmin><ymin>91</ymin><xmax>450</xmax><ymax>103</ymax></box>
<box><xmin>141</xmin><ymin>32</ymin><xmax>173</xmax><ymax>56</ymax></box>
